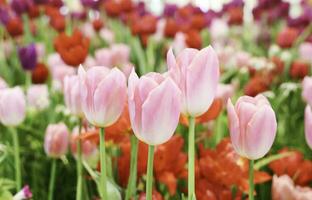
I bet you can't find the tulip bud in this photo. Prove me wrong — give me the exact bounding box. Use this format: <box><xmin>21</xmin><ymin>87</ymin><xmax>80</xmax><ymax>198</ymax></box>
<box><xmin>128</xmin><ymin>70</ymin><xmax>181</xmax><ymax>145</ymax></box>
<box><xmin>78</xmin><ymin>65</ymin><xmax>127</xmax><ymax>127</ymax></box>
<box><xmin>304</xmin><ymin>105</ymin><xmax>312</xmax><ymax>150</ymax></box>
<box><xmin>227</xmin><ymin>95</ymin><xmax>277</xmax><ymax>159</ymax></box>
<box><xmin>0</xmin><ymin>87</ymin><xmax>26</xmax><ymax>126</ymax></box>
<box><xmin>64</xmin><ymin>75</ymin><xmax>83</xmax><ymax>117</ymax></box>
<box><xmin>27</xmin><ymin>84</ymin><xmax>50</xmax><ymax>111</ymax></box>
<box><xmin>44</xmin><ymin>123</ymin><xmax>69</xmax><ymax>158</ymax></box>
<box><xmin>18</xmin><ymin>44</ymin><xmax>37</xmax><ymax>71</ymax></box>
<box><xmin>167</xmin><ymin>46</ymin><xmax>220</xmax><ymax>117</ymax></box>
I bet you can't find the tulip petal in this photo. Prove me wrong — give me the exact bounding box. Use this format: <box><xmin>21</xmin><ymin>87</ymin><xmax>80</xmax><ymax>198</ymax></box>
<box><xmin>186</xmin><ymin>46</ymin><xmax>220</xmax><ymax>116</ymax></box>
<box><xmin>93</xmin><ymin>68</ymin><xmax>127</xmax><ymax>127</ymax></box>
<box><xmin>305</xmin><ymin>105</ymin><xmax>312</xmax><ymax>149</ymax></box>
<box><xmin>227</xmin><ymin>99</ymin><xmax>242</xmax><ymax>155</ymax></box>
<box><xmin>140</xmin><ymin>78</ymin><xmax>181</xmax><ymax>145</ymax></box>
<box><xmin>128</xmin><ymin>69</ymin><xmax>141</xmax><ymax>134</ymax></box>
<box><xmin>245</xmin><ymin>105</ymin><xmax>277</xmax><ymax>159</ymax></box>
<box><xmin>167</xmin><ymin>48</ymin><xmax>176</xmax><ymax>70</ymax></box>
<box><xmin>176</xmin><ymin>48</ymin><xmax>198</xmax><ymax>70</ymax></box>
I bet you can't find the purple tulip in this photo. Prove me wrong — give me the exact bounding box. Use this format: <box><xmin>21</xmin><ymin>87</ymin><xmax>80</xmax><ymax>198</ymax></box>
<box><xmin>0</xmin><ymin>6</ymin><xmax>10</xmax><ymax>25</ymax></box>
<box><xmin>10</xmin><ymin>0</ymin><xmax>29</xmax><ymax>15</ymax></box>
<box><xmin>163</xmin><ymin>4</ymin><xmax>178</xmax><ymax>17</ymax></box>
<box><xmin>18</xmin><ymin>44</ymin><xmax>37</xmax><ymax>71</ymax></box>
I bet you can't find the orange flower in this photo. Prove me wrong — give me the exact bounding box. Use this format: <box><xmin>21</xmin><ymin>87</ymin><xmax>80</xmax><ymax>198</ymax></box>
<box><xmin>185</xmin><ymin>29</ymin><xmax>202</xmax><ymax>49</ymax></box>
<box><xmin>6</xmin><ymin>18</ymin><xmax>23</xmax><ymax>37</ymax></box>
<box><xmin>54</xmin><ymin>29</ymin><xmax>90</xmax><ymax>67</ymax></box>
<box><xmin>31</xmin><ymin>63</ymin><xmax>49</xmax><ymax>84</ymax></box>
<box><xmin>269</xmin><ymin>148</ymin><xmax>312</xmax><ymax>186</ymax></box>
<box><xmin>289</xmin><ymin>60</ymin><xmax>309</xmax><ymax>79</ymax></box>
<box><xmin>131</xmin><ymin>15</ymin><xmax>157</xmax><ymax>35</ymax></box>
<box><xmin>277</xmin><ymin>27</ymin><xmax>299</xmax><ymax>48</ymax></box>
<box><xmin>190</xmin><ymin>14</ymin><xmax>206</xmax><ymax>30</ymax></box>
<box><xmin>103</xmin><ymin>0</ymin><xmax>122</xmax><ymax>17</ymax></box>
<box><xmin>164</xmin><ymin>18</ymin><xmax>179</xmax><ymax>38</ymax></box>
<box><xmin>92</xmin><ymin>19</ymin><xmax>103</xmax><ymax>32</ymax></box>
<box><xmin>28</xmin><ymin>5</ymin><xmax>40</xmax><ymax>19</ymax></box>
<box><xmin>197</xmin><ymin>138</ymin><xmax>271</xmax><ymax>199</ymax></box>
<box><xmin>228</xmin><ymin>7</ymin><xmax>243</xmax><ymax>25</ymax></box>
<box><xmin>244</xmin><ymin>75</ymin><xmax>270</xmax><ymax>97</ymax></box>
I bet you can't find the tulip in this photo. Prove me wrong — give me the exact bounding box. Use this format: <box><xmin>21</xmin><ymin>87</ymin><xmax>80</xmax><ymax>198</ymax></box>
<box><xmin>18</xmin><ymin>43</ymin><xmax>37</xmax><ymax>71</ymax></box>
<box><xmin>44</xmin><ymin>123</ymin><xmax>69</xmax><ymax>200</ymax></box>
<box><xmin>95</xmin><ymin>48</ymin><xmax>113</xmax><ymax>67</ymax></box>
<box><xmin>78</xmin><ymin>65</ymin><xmax>127</xmax><ymax>127</ymax></box>
<box><xmin>272</xmin><ymin>175</ymin><xmax>312</xmax><ymax>200</ymax></box>
<box><xmin>27</xmin><ymin>84</ymin><xmax>50</xmax><ymax>111</ymax></box>
<box><xmin>64</xmin><ymin>75</ymin><xmax>83</xmax><ymax>117</ymax></box>
<box><xmin>0</xmin><ymin>87</ymin><xmax>26</xmax><ymax>126</ymax></box>
<box><xmin>0</xmin><ymin>87</ymin><xmax>26</xmax><ymax>190</ymax></box>
<box><xmin>302</xmin><ymin>76</ymin><xmax>312</xmax><ymax>107</ymax></box>
<box><xmin>64</xmin><ymin>74</ymin><xmax>84</xmax><ymax>200</ymax></box>
<box><xmin>167</xmin><ymin>46</ymin><xmax>219</xmax><ymax>200</ymax></box>
<box><xmin>111</xmin><ymin>44</ymin><xmax>130</xmax><ymax>66</ymax></box>
<box><xmin>299</xmin><ymin>42</ymin><xmax>312</xmax><ymax>63</ymax></box>
<box><xmin>44</xmin><ymin>123</ymin><xmax>69</xmax><ymax>158</ymax></box>
<box><xmin>304</xmin><ymin>105</ymin><xmax>312</xmax><ymax>150</ymax></box>
<box><xmin>128</xmin><ymin>70</ymin><xmax>181</xmax><ymax>200</ymax></box>
<box><xmin>227</xmin><ymin>94</ymin><xmax>277</xmax><ymax>200</ymax></box>
<box><xmin>167</xmin><ymin>45</ymin><xmax>220</xmax><ymax>117</ymax></box>
<box><xmin>78</xmin><ymin>65</ymin><xmax>127</xmax><ymax>200</ymax></box>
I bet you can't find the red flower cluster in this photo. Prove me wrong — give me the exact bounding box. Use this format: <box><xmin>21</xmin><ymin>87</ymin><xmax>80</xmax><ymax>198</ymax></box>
<box><xmin>197</xmin><ymin>138</ymin><xmax>271</xmax><ymax>199</ymax></box>
<box><xmin>269</xmin><ymin>148</ymin><xmax>312</xmax><ymax>186</ymax></box>
<box><xmin>277</xmin><ymin>27</ymin><xmax>299</xmax><ymax>48</ymax></box>
<box><xmin>54</xmin><ymin>29</ymin><xmax>90</xmax><ymax>67</ymax></box>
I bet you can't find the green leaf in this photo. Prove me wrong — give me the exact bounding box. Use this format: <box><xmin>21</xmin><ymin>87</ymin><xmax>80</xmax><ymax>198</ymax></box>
<box><xmin>254</xmin><ymin>152</ymin><xmax>293</xmax><ymax>170</ymax></box>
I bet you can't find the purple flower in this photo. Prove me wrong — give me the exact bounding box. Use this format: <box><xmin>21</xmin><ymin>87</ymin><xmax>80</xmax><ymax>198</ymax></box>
<box><xmin>223</xmin><ymin>0</ymin><xmax>244</xmax><ymax>11</ymax></box>
<box><xmin>163</xmin><ymin>3</ymin><xmax>177</xmax><ymax>17</ymax></box>
<box><xmin>10</xmin><ymin>0</ymin><xmax>29</xmax><ymax>15</ymax></box>
<box><xmin>13</xmin><ymin>185</ymin><xmax>33</xmax><ymax>200</ymax></box>
<box><xmin>18</xmin><ymin>44</ymin><xmax>37</xmax><ymax>71</ymax></box>
<box><xmin>0</xmin><ymin>6</ymin><xmax>10</xmax><ymax>25</ymax></box>
<box><xmin>80</xmin><ymin>0</ymin><xmax>101</xmax><ymax>8</ymax></box>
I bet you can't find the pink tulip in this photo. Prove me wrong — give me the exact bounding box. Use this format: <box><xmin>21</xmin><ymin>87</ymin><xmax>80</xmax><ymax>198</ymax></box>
<box><xmin>272</xmin><ymin>175</ymin><xmax>312</xmax><ymax>200</ymax></box>
<box><xmin>299</xmin><ymin>42</ymin><xmax>312</xmax><ymax>63</ymax></box>
<box><xmin>302</xmin><ymin>76</ymin><xmax>312</xmax><ymax>106</ymax></box>
<box><xmin>64</xmin><ymin>75</ymin><xmax>83</xmax><ymax>117</ymax></box>
<box><xmin>227</xmin><ymin>94</ymin><xmax>277</xmax><ymax>160</ymax></box>
<box><xmin>172</xmin><ymin>32</ymin><xmax>186</xmax><ymax>55</ymax></box>
<box><xmin>167</xmin><ymin>46</ymin><xmax>220</xmax><ymax>117</ymax></box>
<box><xmin>304</xmin><ymin>105</ymin><xmax>312</xmax><ymax>150</ymax></box>
<box><xmin>78</xmin><ymin>65</ymin><xmax>127</xmax><ymax>127</ymax></box>
<box><xmin>0</xmin><ymin>87</ymin><xmax>26</xmax><ymax>126</ymax></box>
<box><xmin>13</xmin><ymin>185</ymin><xmax>33</xmax><ymax>200</ymax></box>
<box><xmin>35</xmin><ymin>43</ymin><xmax>45</xmax><ymax>61</ymax></box>
<box><xmin>0</xmin><ymin>77</ymin><xmax>8</xmax><ymax>90</ymax></box>
<box><xmin>44</xmin><ymin>123</ymin><xmax>69</xmax><ymax>158</ymax></box>
<box><xmin>95</xmin><ymin>48</ymin><xmax>113</xmax><ymax>67</ymax></box>
<box><xmin>128</xmin><ymin>70</ymin><xmax>181</xmax><ymax>145</ymax></box>
<box><xmin>27</xmin><ymin>84</ymin><xmax>50</xmax><ymax>111</ymax></box>
<box><xmin>111</xmin><ymin>44</ymin><xmax>130</xmax><ymax>66</ymax></box>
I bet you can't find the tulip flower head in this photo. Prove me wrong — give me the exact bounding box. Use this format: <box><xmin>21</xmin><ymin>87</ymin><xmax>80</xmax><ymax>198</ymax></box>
<box><xmin>0</xmin><ymin>87</ymin><xmax>26</xmax><ymax>126</ymax></box>
<box><xmin>227</xmin><ymin>95</ymin><xmax>277</xmax><ymax>160</ymax></box>
<box><xmin>128</xmin><ymin>70</ymin><xmax>181</xmax><ymax>145</ymax></box>
<box><xmin>304</xmin><ymin>105</ymin><xmax>312</xmax><ymax>150</ymax></box>
<box><xmin>64</xmin><ymin>75</ymin><xmax>83</xmax><ymax>117</ymax></box>
<box><xmin>167</xmin><ymin>45</ymin><xmax>220</xmax><ymax>117</ymax></box>
<box><xmin>13</xmin><ymin>185</ymin><xmax>33</xmax><ymax>200</ymax></box>
<box><xmin>78</xmin><ymin>65</ymin><xmax>127</xmax><ymax>127</ymax></box>
<box><xmin>44</xmin><ymin>123</ymin><xmax>69</xmax><ymax>158</ymax></box>
<box><xmin>18</xmin><ymin>43</ymin><xmax>37</xmax><ymax>71</ymax></box>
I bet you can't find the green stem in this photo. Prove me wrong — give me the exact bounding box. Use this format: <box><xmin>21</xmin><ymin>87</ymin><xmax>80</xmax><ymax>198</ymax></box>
<box><xmin>11</xmin><ymin>128</ymin><xmax>21</xmax><ymax>191</ymax></box>
<box><xmin>125</xmin><ymin>135</ymin><xmax>138</xmax><ymax>200</ymax></box>
<box><xmin>25</xmin><ymin>71</ymin><xmax>31</xmax><ymax>89</ymax></box>
<box><xmin>249</xmin><ymin>159</ymin><xmax>255</xmax><ymax>200</ymax></box>
<box><xmin>99</xmin><ymin>128</ymin><xmax>107</xmax><ymax>200</ymax></box>
<box><xmin>146</xmin><ymin>145</ymin><xmax>155</xmax><ymax>200</ymax></box>
<box><xmin>76</xmin><ymin>118</ymin><xmax>83</xmax><ymax>200</ymax></box>
<box><xmin>188</xmin><ymin>117</ymin><xmax>195</xmax><ymax>200</ymax></box>
<box><xmin>48</xmin><ymin>159</ymin><xmax>57</xmax><ymax>200</ymax></box>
